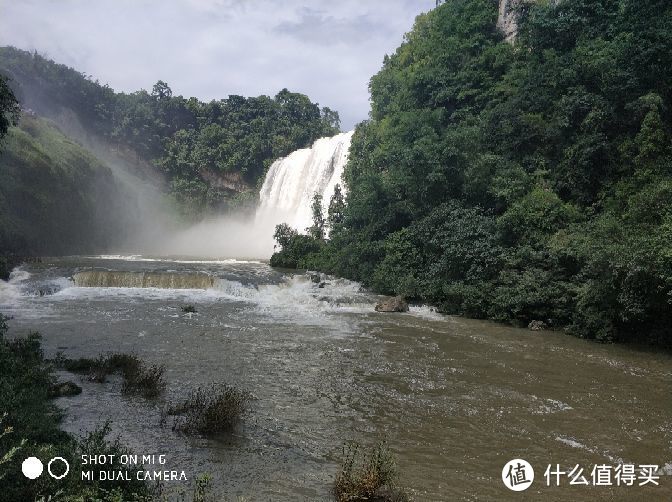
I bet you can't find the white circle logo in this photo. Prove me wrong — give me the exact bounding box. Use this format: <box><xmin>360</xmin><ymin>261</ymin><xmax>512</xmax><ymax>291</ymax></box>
<box><xmin>22</xmin><ymin>457</ymin><xmax>43</xmax><ymax>479</ymax></box>
<box><xmin>47</xmin><ymin>457</ymin><xmax>70</xmax><ymax>480</ymax></box>
<box><xmin>502</xmin><ymin>458</ymin><xmax>534</xmax><ymax>491</ymax></box>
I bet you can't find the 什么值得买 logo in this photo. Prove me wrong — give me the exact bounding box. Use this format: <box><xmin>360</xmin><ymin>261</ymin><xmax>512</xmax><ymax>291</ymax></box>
<box><xmin>502</xmin><ymin>458</ymin><xmax>534</xmax><ymax>491</ymax></box>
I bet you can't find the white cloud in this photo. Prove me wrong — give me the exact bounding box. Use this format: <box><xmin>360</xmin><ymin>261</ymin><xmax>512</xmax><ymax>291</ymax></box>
<box><xmin>0</xmin><ymin>0</ymin><xmax>435</xmax><ymax>129</ymax></box>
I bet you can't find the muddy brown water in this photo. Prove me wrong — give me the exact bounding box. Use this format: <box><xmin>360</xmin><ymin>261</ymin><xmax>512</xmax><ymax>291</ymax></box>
<box><xmin>1</xmin><ymin>256</ymin><xmax>670</xmax><ymax>501</ymax></box>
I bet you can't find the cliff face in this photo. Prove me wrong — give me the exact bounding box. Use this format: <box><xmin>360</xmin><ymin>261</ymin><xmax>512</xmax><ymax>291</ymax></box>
<box><xmin>497</xmin><ymin>0</ymin><xmax>560</xmax><ymax>42</ymax></box>
<box><xmin>435</xmin><ymin>0</ymin><xmax>531</xmax><ymax>43</ymax></box>
<box><xmin>497</xmin><ymin>0</ymin><xmax>523</xmax><ymax>42</ymax></box>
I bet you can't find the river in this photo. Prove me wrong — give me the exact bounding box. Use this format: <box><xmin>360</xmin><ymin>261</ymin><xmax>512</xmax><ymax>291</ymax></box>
<box><xmin>1</xmin><ymin>255</ymin><xmax>670</xmax><ymax>500</ymax></box>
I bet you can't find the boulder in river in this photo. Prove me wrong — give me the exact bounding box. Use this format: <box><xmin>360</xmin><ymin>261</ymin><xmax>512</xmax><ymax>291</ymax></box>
<box><xmin>49</xmin><ymin>381</ymin><xmax>82</xmax><ymax>397</ymax></box>
<box><xmin>375</xmin><ymin>296</ymin><xmax>409</xmax><ymax>313</ymax></box>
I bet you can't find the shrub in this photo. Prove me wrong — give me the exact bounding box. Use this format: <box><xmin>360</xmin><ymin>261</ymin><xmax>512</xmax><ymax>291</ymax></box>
<box><xmin>56</xmin><ymin>354</ymin><xmax>90</xmax><ymax>371</ymax></box>
<box><xmin>181</xmin><ymin>304</ymin><xmax>198</xmax><ymax>313</ymax></box>
<box><xmin>107</xmin><ymin>352</ymin><xmax>142</xmax><ymax>374</ymax></box>
<box><xmin>0</xmin><ymin>413</ymin><xmax>25</xmax><ymax>482</ymax></box>
<box><xmin>57</xmin><ymin>353</ymin><xmax>165</xmax><ymax>397</ymax></box>
<box><xmin>121</xmin><ymin>362</ymin><xmax>166</xmax><ymax>398</ymax></box>
<box><xmin>166</xmin><ymin>384</ymin><xmax>251</xmax><ymax>435</ymax></box>
<box><xmin>334</xmin><ymin>441</ymin><xmax>409</xmax><ymax>502</ymax></box>
<box><xmin>270</xmin><ymin>223</ymin><xmax>324</xmax><ymax>269</ymax></box>
<box><xmin>88</xmin><ymin>354</ymin><xmax>112</xmax><ymax>383</ymax></box>
<box><xmin>0</xmin><ymin>315</ymin><xmax>152</xmax><ymax>501</ymax></box>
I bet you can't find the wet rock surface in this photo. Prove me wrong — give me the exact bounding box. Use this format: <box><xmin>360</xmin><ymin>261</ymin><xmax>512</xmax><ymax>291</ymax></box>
<box><xmin>375</xmin><ymin>296</ymin><xmax>409</xmax><ymax>313</ymax></box>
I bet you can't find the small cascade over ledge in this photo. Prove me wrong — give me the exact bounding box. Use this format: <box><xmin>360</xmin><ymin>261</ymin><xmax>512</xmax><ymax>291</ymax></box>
<box><xmin>256</xmin><ymin>131</ymin><xmax>353</xmax><ymax>232</ymax></box>
<box><xmin>73</xmin><ymin>270</ymin><xmax>215</xmax><ymax>289</ymax></box>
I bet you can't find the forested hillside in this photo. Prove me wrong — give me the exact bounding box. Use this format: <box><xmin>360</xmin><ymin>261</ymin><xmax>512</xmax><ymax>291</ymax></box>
<box><xmin>0</xmin><ymin>114</ymin><xmax>135</xmax><ymax>256</ymax></box>
<box><xmin>0</xmin><ymin>47</ymin><xmax>340</xmax><ymax>216</ymax></box>
<box><xmin>272</xmin><ymin>0</ymin><xmax>672</xmax><ymax>346</ymax></box>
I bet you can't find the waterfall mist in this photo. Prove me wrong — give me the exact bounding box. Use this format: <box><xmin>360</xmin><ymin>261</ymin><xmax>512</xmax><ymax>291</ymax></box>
<box><xmin>150</xmin><ymin>215</ymin><xmax>279</xmax><ymax>260</ymax></box>
<box><xmin>92</xmin><ymin>149</ymin><xmax>181</xmax><ymax>253</ymax></box>
<box><xmin>13</xmin><ymin>100</ymin><xmax>181</xmax><ymax>253</ymax></box>
<box><xmin>13</xmin><ymin>99</ymin><xmax>353</xmax><ymax>260</ymax></box>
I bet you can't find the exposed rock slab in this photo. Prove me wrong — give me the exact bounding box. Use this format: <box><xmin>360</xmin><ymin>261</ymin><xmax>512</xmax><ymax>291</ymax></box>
<box><xmin>375</xmin><ymin>296</ymin><xmax>409</xmax><ymax>313</ymax></box>
<box><xmin>528</xmin><ymin>320</ymin><xmax>548</xmax><ymax>331</ymax></box>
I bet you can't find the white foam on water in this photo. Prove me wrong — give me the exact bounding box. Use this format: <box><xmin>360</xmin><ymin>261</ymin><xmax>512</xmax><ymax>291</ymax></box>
<box><xmin>52</xmin><ymin>285</ymin><xmax>220</xmax><ymax>301</ymax></box>
<box><xmin>8</xmin><ymin>268</ymin><xmax>31</xmax><ymax>283</ymax></box>
<box><xmin>409</xmin><ymin>305</ymin><xmax>446</xmax><ymax>320</ymax></box>
<box><xmin>47</xmin><ymin>273</ymin><xmax>372</xmax><ymax>324</ymax></box>
<box><xmin>555</xmin><ymin>435</ymin><xmax>623</xmax><ymax>464</ymax></box>
<box><xmin>532</xmin><ymin>397</ymin><xmax>573</xmax><ymax>415</ymax></box>
<box><xmin>0</xmin><ymin>268</ymin><xmax>68</xmax><ymax>319</ymax></box>
<box><xmin>22</xmin><ymin>276</ymin><xmax>75</xmax><ymax>298</ymax></box>
<box><xmin>212</xmin><ymin>275</ymin><xmax>374</xmax><ymax>318</ymax></box>
<box><xmin>6</xmin><ymin>262</ymin><xmax>459</xmax><ymax>328</ymax></box>
<box><xmin>45</xmin><ymin>271</ymin><xmax>470</xmax><ymax>325</ymax></box>
<box><xmin>94</xmin><ymin>254</ymin><xmax>144</xmax><ymax>261</ymax></box>
<box><xmin>0</xmin><ymin>267</ymin><xmax>31</xmax><ymax>306</ymax></box>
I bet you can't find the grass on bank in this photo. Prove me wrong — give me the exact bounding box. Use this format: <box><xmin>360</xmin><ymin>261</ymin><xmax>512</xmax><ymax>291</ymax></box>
<box><xmin>164</xmin><ymin>384</ymin><xmax>251</xmax><ymax>435</ymax></box>
<box><xmin>334</xmin><ymin>441</ymin><xmax>409</xmax><ymax>502</ymax></box>
<box><xmin>57</xmin><ymin>352</ymin><xmax>166</xmax><ymax>398</ymax></box>
<box><xmin>0</xmin><ymin>315</ymin><xmax>229</xmax><ymax>501</ymax></box>
<box><xmin>0</xmin><ymin>314</ymin><xmax>150</xmax><ymax>501</ymax></box>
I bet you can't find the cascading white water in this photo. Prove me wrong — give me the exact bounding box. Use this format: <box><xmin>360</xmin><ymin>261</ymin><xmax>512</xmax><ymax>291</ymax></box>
<box><xmin>256</xmin><ymin>131</ymin><xmax>353</xmax><ymax>232</ymax></box>
<box><xmin>151</xmin><ymin>131</ymin><xmax>354</xmax><ymax>259</ymax></box>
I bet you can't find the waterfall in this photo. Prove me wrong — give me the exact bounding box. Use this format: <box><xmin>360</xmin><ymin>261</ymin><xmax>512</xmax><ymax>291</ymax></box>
<box><xmin>256</xmin><ymin>131</ymin><xmax>353</xmax><ymax>232</ymax></box>
<box><xmin>157</xmin><ymin>131</ymin><xmax>353</xmax><ymax>259</ymax></box>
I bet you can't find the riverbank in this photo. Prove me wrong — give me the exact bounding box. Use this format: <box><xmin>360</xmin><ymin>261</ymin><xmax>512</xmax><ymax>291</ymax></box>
<box><xmin>0</xmin><ymin>314</ymin><xmax>153</xmax><ymax>500</ymax></box>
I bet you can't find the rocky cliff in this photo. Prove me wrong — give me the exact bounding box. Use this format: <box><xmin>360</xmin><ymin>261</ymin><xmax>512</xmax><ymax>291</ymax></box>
<box><xmin>498</xmin><ymin>0</ymin><xmax>562</xmax><ymax>42</ymax></box>
<box><xmin>497</xmin><ymin>0</ymin><xmax>523</xmax><ymax>41</ymax></box>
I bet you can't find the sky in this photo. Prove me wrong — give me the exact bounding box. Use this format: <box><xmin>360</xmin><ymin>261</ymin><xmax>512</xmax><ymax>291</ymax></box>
<box><xmin>0</xmin><ymin>0</ymin><xmax>436</xmax><ymax>130</ymax></box>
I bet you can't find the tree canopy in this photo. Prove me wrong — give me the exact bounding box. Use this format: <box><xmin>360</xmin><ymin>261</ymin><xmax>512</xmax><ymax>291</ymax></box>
<box><xmin>0</xmin><ymin>73</ymin><xmax>19</xmax><ymax>142</ymax></box>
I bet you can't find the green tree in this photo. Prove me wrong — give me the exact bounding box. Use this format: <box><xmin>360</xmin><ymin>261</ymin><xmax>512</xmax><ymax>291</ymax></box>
<box><xmin>273</xmin><ymin>223</ymin><xmax>298</xmax><ymax>251</ymax></box>
<box><xmin>151</xmin><ymin>79</ymin><xmax>172</xmax><ymax>100</ymax></box>
<box><xmin>308</xmin><ymin>193</ymin><xmax>325</xmax><ymax>240</ymax></box>
<box><xmin>0</xmin><ymin>74</ymin><xmax>19</xmax><ymax>142</ymax></box>
<box><xmin>327</xmin><ymin>184</ymin><xmax>346</xmax><ymax>229</ymax></box>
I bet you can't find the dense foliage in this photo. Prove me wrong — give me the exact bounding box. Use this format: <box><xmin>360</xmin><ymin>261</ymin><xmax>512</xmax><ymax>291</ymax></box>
<box><xmin>0</xmin><ymin>115</ymin><xmax>134</xmax><ymax>255</ymax></box>
<box><xmin>0</xmin><ymin>47</ymin><xmax>340</xmax><ymax>215</ymax></box>
<box><xmin>0</xmin><ymin>73</ymin><xmax>19</xmax><ymax>139</ymax></box>
<box><xmin>0</xmin><ymin>315</ymin><xmax>151</xmax><ymax>501</ymax></box>
<box><xmin>272</xmin><ymin>0</ymin><xmax>672</xmax><ymax>345</ymax></box>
